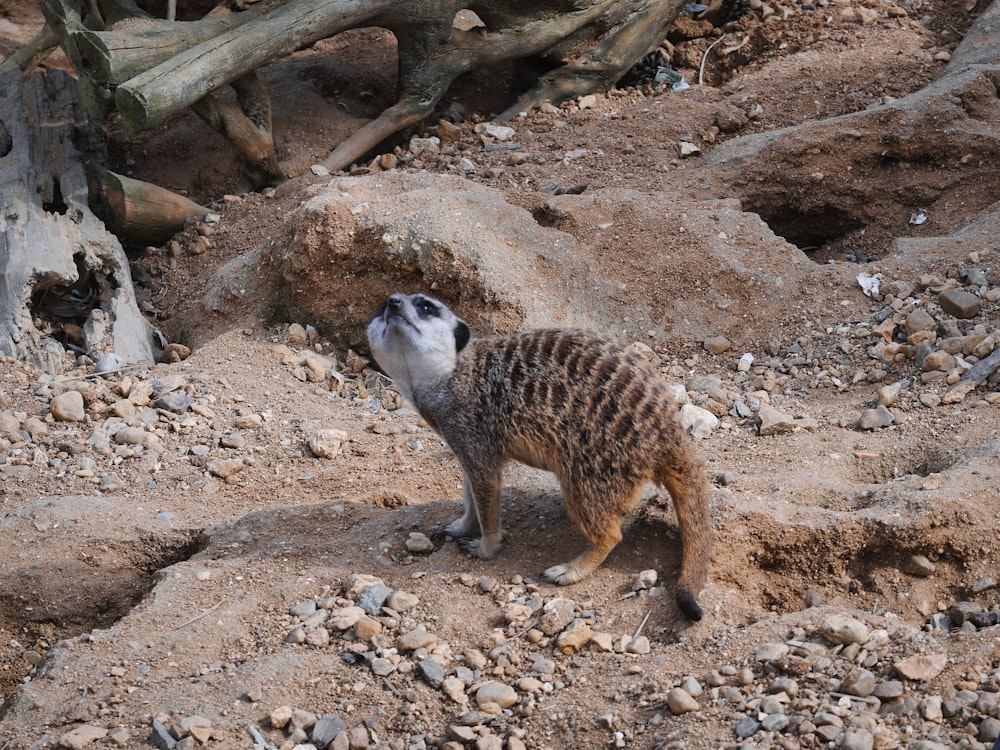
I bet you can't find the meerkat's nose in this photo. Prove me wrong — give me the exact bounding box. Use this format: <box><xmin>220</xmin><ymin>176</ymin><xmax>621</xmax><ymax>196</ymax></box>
<box><xmin>387</xmin><ymin>294</ymin><xmax>402</xmax><ymax>309</ymax></box>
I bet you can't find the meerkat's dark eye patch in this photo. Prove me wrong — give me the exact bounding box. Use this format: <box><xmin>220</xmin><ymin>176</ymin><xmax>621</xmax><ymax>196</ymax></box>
<box><xmin>415</xmin><ymin>297</ymin><xmax>440</xmax><ymax>317</ymax></box>
<box><xmin>454</xmin><ymin>320</ymin><xmax>471</xmax><ymax>352</ymax></box>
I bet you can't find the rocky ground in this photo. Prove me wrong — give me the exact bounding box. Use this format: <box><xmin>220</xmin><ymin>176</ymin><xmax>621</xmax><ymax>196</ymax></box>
<box><xmin>1</xmin><ymin>0</ymin><xmax>1000</xmax><ymax>748</ymax></box>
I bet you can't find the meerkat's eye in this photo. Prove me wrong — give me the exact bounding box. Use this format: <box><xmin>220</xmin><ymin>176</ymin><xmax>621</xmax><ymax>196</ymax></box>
<box><xmin>416</xmin><ymin>298</ymin><xmax>439</xmax><ymax>317</ymax></box>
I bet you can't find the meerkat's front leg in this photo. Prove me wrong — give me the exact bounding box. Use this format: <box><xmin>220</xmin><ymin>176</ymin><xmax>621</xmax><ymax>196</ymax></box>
<box><xmin>439</xmin><ymin>474</ymin><xmax>481</xmax><ymax>540</ymax></box>
<box><xmin>453</xmin><ymin>467</ymin><xmax>503</xmax><ymax>559</ymax></box>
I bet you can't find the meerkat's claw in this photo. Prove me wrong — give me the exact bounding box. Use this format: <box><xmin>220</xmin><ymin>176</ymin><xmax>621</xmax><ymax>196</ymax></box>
<box><xmin>456</xmin><ymin>536</ymin><xmax>500</xmax><ymax>559</ymax></box>
<box><xmin>431</xmin><ymin>518</ymin><xmax>479</xmax><ymax>544</ymax></box>
<box><xmin>542</xmin><ymin>562</ymin><xmax>586</xmax><ymax>586</ymax></box>
<box><xmin>430</xmin><ymin>525</ymin><xmax>458</xmax><ymax>544</ymax></box>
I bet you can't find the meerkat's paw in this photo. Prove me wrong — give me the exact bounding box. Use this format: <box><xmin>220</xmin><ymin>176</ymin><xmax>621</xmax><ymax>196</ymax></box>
<box><xmin>431</xmin><ymin>518</ymin><xmax>479</xmax><ymax>543</ymax></box>
<box><xmin>456</xmin><ymin>536</ymin><xmax>502</xmax><ymax>559</ymax></box>
<box><xmin>542</xmin><ymin>562</ymin><xmax>588</xmax><ymax>586</ymax></box>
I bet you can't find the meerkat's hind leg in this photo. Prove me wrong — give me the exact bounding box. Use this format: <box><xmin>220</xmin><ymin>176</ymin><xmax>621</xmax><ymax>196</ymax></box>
<box><xmin>544</xmin><ymin>475</ymin><xmax>636</xmax><ymax>585</ymax></box>
<box><xmin>542</xmin><ymin>514</ymin><xmax>624</xmax><ymax>586</ymax></box>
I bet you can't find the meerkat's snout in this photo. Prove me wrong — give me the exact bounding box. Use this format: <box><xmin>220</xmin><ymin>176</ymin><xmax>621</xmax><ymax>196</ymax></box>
<box><xmin>384</xmin><ymin>294</ymin><xmax>403</xmax><ymax>318</ymax></box>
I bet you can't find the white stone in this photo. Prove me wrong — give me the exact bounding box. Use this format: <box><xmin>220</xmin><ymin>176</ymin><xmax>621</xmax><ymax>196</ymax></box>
<box><xmin>307</xmin><ymin>429</ymin><xmax>348</xmax><ymax>458</ymax></box>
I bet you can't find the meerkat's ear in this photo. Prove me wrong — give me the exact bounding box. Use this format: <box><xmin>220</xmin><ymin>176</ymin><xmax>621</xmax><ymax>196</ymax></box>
<box><xmin>454</xmin><ymin>320</ymin><xmax>471</xmax><ymax>352</ymax></box>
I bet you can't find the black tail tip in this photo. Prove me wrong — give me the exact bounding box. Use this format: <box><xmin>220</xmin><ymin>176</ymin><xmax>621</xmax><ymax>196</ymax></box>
<box><xmin>677</xmin><ymin>591</ymin><xmax>704</xmax><ymax>622</ymax></box>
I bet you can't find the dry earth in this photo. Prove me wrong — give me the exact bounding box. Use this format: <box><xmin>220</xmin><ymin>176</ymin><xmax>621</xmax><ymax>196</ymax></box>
<box><xmin>1</xmin><ymin>0</ymin><xmax>1000</xmax><ymax>749</ymax></box>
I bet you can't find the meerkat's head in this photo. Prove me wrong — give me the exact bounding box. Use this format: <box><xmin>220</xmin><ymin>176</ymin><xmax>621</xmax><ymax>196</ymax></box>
<box><xmin>367</xmin><ymin>293</ymin><xmax>471</xmax><ymax>403</ymax></box>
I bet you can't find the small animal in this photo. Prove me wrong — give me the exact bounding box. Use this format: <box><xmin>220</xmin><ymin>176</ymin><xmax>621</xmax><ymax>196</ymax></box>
<box><xmin>367</xmin><ymin>292</ymin><xmax>712</xmax><ymax>620</ymax></box>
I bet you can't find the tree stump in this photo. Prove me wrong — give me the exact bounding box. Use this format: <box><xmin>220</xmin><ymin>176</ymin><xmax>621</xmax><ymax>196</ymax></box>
<box><xmin>0</xmin><ymin>64</ymin><xmax>153</xmax><ymax>370</ymax></box>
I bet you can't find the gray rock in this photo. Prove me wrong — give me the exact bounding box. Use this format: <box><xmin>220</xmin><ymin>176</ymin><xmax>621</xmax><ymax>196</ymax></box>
<box><xmin>874</xmin><ymin>680</ymin><xmax>904</xmax><ymax>699</ymax></box>
<box><xmin>771</xmin><ymin>677</ymin><xmax>798</xmax><ymax>697</ymax></box>
<box><xmin>680</xmin><ymin>677</ymin><xmax>703</xmax><ymax>697</ymax></box>
<box><xmin>371</xmin><ymin>658</ymin><xmax>395</xmax><ymax>676</ymax></box>
<box><xmin>405</xmin><ymin>532</ymin><xmax>435</xmax><ymax>553</ymax></box>
<box><xmin>802</xmin><ymin>589</ymin><xmax>823</xmax><ymax>607</ymax></box>
<box><xmin>311</xmin><ymin>715</ymin><xmax>347</xmax><ymax>748</ymax></box>
<box><xmin>858</xmin><ymin>405</ymin><xmax>895</xmax><ymax>430</ymax></box>
<box><xmin>979</xmin><ymin>716</ymin><xmax>1000</xmax><ymax>742</ymax></box>
<box><xmin>921</xmin><ymin>695</ymin><xmax>944</xmax><ymax>722</ymax></box>
<box><xmin>93</xmin><ymin>353</ymin><xmax>127</xmax><ymax>376</ymax></box>
<box><xmin>680</xmin><ymin>404</ymin><xmax>720</xmax><ymax>439</ymax></box>
<box><xmin>819</xmin><ymin>614</ymin><xmax>870</xmax><ymax>645</ymax></box>
<box><xmin>626</xmin><ymin>635</ymin><xmax>651</xmax><ymax>654</ymax></box>
<box><xmin>841</xmin><ymin>668</ymin><xmax>876</xmax><ymax>697</ymax></box>
<box><xmin>538</xmin><ymin>598</ymin><xmax>576</xmax><ymax>635</ymax></box>
<box><xmin>153</xmin><ymin>393</ymin><xmax>193</xmax><ymax>413</ymax></box>
<box><xmin>904</xmin><ymin>554</ymin><xmax>936</xmax><ymax>577</ymax></box>
<box><xmin>290</xmin><ymin>600</ymin><xmax>317</xmax><ymax>619</ymax></box>
<box><xmin>755</xmin><ymin>643</ymin><xmax>789</xmax><ymax>661</ymax></box>
<box><xmin>756</xmin><ymin>404</ymin><xmax>798</xmax><ymax>435</ymax></box>
<box><xmin>761</xmin><ymin>714</ymin><xmax>789</xmax><ymax>732</ymax></box>
<box><xmin>877</xmin><ymin>381</ymin><xmax>903</xmax><ymax>406</ymax></box>
<box><xmin>965</xmin><ymin>266</ymin><xmax>988</xmax><ymax>286</ymax></box>
<box><xmin>734</xmin><ymin>716</ymin><xmax>760</xmax><ymax>739</ymax></box>
<box><xmin>220</xmin><ymin>432</ymin><xmax>245</xmax><ymax>449</ymax></box>
<box><xmin>356</xmin><ymin>583</ymin><xmax>392</xmax><ymax>615</ymax></box>
<box><xmin>150</xmin><ymin>722</ymin><xmax>177</xmax><ymax>750</ymax></box>
<box><xmin>633</xmin><ymin>569</ymin><xmax>657</xmax><ymax>590</ymax></box>
<box><xmin>904</xmin><ymin>309</ymin><xmax>936</xmax><ymax>335</ymax></box>
<box><xmin>939</xmin><ymin>289</ymin><xmax>981</xmax><ymax>318</ymax></box>
<box><xmin>840</xmin><ymin>730</ymin><xmax>874</xmax><ymax>750</ymax></box>
<box><xmin>418</xmin><ymin>658</ymin><xmax>446</xmax><ymax>688</ymax></box>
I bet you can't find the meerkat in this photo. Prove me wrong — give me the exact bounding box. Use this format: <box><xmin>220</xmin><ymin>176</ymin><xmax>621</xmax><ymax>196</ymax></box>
<box><xmin>367</xmin><ymin>292</ymin><xmax>712</xmax><ymax>620</ymax></box>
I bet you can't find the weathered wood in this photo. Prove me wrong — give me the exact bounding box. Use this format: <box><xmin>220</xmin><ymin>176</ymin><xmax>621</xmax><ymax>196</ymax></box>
<box><xmin>115</xmin><ymin>0</ymin><xmax>395</xmax><ymax>133</ymax></box>
<box><xmin>100</xmin><ymin>171</ymin><xmax>210</xmax><ymax>245</ymax></box>
<box><xmin>73</xmin><ymin>6</ymin><xmax>266</xmax><ymax>85</ymax></box>
<box><xmin>0</xmin><ymin>64</ymin><xmax>153</xmax><ymax>369</ymax></box>
<box><xmin>34</xmin><ymin>0</ymin><xmax>690</xmax><ymax>187</ymax></box>
<box><xmin>942</xmin><ymin>343</ymin><xmax>1000</xmax><ymax>403</ymax></box>
<box><xmin>112</xmin><ymin>0</ymin><xmax>680</xmax><ymax>146</ymax></box>
<box><xmin>190</xmin><ymin>72</ymin><xmax>285</xmax><ymax>189</ymax></box>
<box><xmin>7</xmin><ymin>24</ymin><xmax>60</xmax><ymax>73</ymax></box>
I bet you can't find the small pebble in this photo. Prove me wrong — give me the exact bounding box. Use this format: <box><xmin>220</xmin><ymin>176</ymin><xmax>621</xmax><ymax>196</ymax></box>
<box><xmin>475</xmin><ymin>682</ymin><xmax>518</xmax><ymax>709</ymax></box>
<box><xmin>51</xmin><ymin>391</ymin><xmax>86</xmax><ymax>422</ymax></box>
<box><xmin>666</xmin><ymin>687</ymin><xmax>699</xmax><ymax>714</ymax></box>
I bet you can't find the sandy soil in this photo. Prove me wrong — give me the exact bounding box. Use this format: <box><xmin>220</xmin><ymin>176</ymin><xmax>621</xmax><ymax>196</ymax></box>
<box><xmin>1</xmin><ymin>0</ymin><xmax>999</xmax><ymax>748</ymax></box>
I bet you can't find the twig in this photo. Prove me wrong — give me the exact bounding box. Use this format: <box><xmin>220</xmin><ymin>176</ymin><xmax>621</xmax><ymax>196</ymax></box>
<box><xmin>698</xmin><ymin>34</ymin><xmax>729</xmax><ymax>86</ymax></box>
<box><xmin>52</xmin><ymin>362</ymin><xmax>148</xmax><ymax>385</ymax></box>
<box><xmin>382</xmin><ymin>677</ymin><xmax>402</xmax><ymax>697</ymax></box>
<box><xmin>830</xmin><ymin>691</ymin><xmax>881</xmax><ymax>706</ymax></box>
<box><xmin>632</xmin><ymin>610</ymin><xmax>652</xmax><ymax>641</ymax></box>
<box><xmin>171</xmin><ymin>598</ymin><xmax>226</xmax><ymax>630</ymax></box>
<box><xmin>248</xmin><ymin>725</ymin><xmax>278</xmax><ymax>750</ymax></box>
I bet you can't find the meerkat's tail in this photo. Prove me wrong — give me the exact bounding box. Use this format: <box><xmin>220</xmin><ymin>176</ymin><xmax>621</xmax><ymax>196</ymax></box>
<box><xmin>659</xmin><ymin>444</ymin><xmax>713</xmax><ymax>621</ymax></box>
